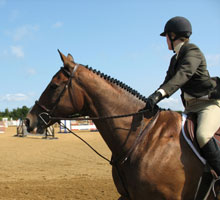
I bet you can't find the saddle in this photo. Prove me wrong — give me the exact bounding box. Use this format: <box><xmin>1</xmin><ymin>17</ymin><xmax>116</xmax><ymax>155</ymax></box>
<box><xmin>183</xmin><ymin>113</ymin><xmax>220</xmax><ymax>200</ymax></box>
<box><xmin>184</xmin><ymin>113</ymin><xmax>220</xmax><ymax>152</ymax></box>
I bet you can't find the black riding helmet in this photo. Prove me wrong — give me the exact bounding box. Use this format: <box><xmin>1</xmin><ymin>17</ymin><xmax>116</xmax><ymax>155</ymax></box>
<box><xmin>160</xmin><ymin>16</ymin><xmax>192</xmax><ymax>38</ymax></box>
<box><xmin>160</xmin><ymin>16</ymin><xmax>192</xmax><ymax>51</ymax></box>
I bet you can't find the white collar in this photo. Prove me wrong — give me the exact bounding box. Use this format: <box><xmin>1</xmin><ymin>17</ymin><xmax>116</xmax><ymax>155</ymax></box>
<box><xmin>174</xmin><ymin>42</ymin><xmax>184</xmax><ymax>57</ymax></box>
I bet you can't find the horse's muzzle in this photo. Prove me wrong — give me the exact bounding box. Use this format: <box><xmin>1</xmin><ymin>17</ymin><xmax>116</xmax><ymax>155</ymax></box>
<box><xmin>24</xmin><ymin>118</ymin><xmax>33</xmax><ymax>133</ymax></box>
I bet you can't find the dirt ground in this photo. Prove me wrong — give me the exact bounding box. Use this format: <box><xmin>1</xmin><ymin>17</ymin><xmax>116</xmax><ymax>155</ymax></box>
<box><xmin>0</xmin><ymin>127</ymin><xmax>120</xmax><ymax>200</ymax></box>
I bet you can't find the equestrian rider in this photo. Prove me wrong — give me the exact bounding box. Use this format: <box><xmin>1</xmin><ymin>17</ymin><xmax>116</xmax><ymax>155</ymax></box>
<box><xmin>143</xmin><ymin>16</ymin><xmax>220</xmax><ymax>175</ymax></box>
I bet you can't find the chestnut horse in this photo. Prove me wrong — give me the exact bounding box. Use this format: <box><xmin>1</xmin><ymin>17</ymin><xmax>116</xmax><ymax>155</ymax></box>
<box><xmin>26</xmin><ymin>51</ymin><xmax>216</xmax><ymax>199</ymax></box>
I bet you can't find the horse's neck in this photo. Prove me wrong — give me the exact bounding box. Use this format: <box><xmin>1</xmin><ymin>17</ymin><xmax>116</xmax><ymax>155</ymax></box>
<box><xmin>77</xmin><ymin>68</ymin><xmax>145</xmax><ymax>155</ymax></box>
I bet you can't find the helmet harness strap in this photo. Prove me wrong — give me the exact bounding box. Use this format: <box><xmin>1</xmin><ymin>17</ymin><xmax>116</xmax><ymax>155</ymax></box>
<box><xmin>168</xmin><ymin>32</ymin><xmax>181</xmax><ymax>53</ymax></box>
<box><xmin>168</xmin><ymin>33</ymin><xmax>175</xmax><ymax>53</ymax></box>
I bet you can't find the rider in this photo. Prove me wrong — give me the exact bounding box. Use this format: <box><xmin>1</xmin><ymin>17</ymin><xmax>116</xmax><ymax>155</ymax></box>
<box><xmin>143</xmin><ymin>16</ymin><xmax>220</xmax><ymax>175</ymax></box>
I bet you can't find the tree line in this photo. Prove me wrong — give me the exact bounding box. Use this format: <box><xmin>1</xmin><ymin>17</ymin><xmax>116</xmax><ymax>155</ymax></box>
<box><xmin>0</xmin><ymin>106</ymin><xmax>30</xmax><ymax>120</ymax></box>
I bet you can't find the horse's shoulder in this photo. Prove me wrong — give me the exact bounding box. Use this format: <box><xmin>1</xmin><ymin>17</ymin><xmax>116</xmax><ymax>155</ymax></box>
<box><xmin>159</xmin><ymin>110</ymin><xmax>182</xmax><ymax>123</ymax></box>
<box><xmin>156</xmin><ymin>110</ymin><xmax>182</xmax><ymax>137</ymax></box>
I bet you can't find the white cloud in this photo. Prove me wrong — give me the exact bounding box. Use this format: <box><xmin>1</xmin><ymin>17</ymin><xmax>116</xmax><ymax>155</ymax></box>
<box><xmin>206</xmin><ymin>54</ymin><xmax>220</xmax><ymax>68</ymax></box>
<box><xmin>11</xmin><ymin>45</ymin><xmax>24</xmax><ymax>58</ymax></box>
<box><xmin>0</xmin><ymin>93</ymin><xmax>29</xmax><ymax>102</ymax></box>
<box><xmin>13</xmin><ymin>25</ymin><xmax>39</xmax><ymax>41</ymax></box>
<box><xmin>5</xmin><ymin>25</ymin><xmax>39</xmax><ymax>41</ymax></box>
<box><xmin>26</xmin><ymin>68</ymin><xmax>36</xmax><ymax>75</ymax></box>
<box><xmin>159</xmin><ymin>97</ymin><xmax>184</xmax><ymax>111</ymax></box>
<box><xmin>52</xmin><ymin>21</ymin><xmax>63</xmax><ymax>28</ymax></box>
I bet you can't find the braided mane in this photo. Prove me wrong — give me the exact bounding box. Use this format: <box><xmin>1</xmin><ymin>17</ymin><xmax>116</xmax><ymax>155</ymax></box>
<box><xmin>83</xmin><ymin>65</ymin><xmax>147</xmax><ymax>103</ymax></box>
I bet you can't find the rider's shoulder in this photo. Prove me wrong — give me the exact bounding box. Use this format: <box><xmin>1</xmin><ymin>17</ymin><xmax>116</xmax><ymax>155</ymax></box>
<box><xmin>180</xmin><ymin>42</ymin><xmax>203</xmax><ymax>58</ymax></box>
<box><xmin>182</xmin><ymin>42</ymin><xmax>200</xmax><ymax>51</ymax></box>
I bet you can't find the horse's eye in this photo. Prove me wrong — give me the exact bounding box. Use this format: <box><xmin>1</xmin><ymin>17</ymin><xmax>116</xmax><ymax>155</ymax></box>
<box><xmin>50</xmin><ymin>83</ymin><xmax>59</xmax><ymax>89</ymax></box>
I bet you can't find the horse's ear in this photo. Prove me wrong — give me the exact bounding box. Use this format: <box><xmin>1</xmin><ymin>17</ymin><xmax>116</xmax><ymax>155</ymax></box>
<box><xmin>58</xmin><ymin>49</ymin><xmax>66</xmax><ymax>63</ymax></box>
<box><xmin>67</xmin><ymin>53</ymin><xmax>74</xmax><ymax>62</ymax></box>
<box><xmin>57</xmin><ymin>49</ymin><xmax>74</xmax><ymax>68</ymax></box>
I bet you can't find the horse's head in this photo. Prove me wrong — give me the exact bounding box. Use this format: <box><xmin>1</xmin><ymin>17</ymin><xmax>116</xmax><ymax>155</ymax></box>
<box><xmin>25</xmin><ymin>50</ymin><xmax>85</xmax><ymax>133</ymax></box>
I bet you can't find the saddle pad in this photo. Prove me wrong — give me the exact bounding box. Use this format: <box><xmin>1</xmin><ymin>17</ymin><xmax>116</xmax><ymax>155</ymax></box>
<box><xmin>184</xmin><ymin>112</ymin><xmax>220</xmax><ymax>145</ymax></box>
<box><xmin>181</xmin><ymin>114</ymin><xmax>206</xmax><ymax>165</ymax></box>
<box><xmin>182</xmin><ymin>114</ymin><xmax>220</xmax><ymax>199</ymax></box>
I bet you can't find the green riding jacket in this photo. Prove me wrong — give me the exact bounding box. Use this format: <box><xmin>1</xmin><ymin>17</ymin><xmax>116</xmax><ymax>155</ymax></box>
<box><xmin>160</xmin><ymin>42</ymin><xmax>217</xmax><ymax>98</ymax></box>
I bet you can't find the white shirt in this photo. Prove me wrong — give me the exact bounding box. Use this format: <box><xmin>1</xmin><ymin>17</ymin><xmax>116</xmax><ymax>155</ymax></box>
<box><xmin>174</xmin><ymin>42</ymin><xmax>184</xmax><ymax>58</ymax></box>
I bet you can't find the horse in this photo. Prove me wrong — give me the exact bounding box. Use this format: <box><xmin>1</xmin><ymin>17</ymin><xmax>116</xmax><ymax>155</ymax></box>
<box><xmin>25</xmin><ymin>50</ymin><xmax>217</xmax><ymax>200</ymax></box>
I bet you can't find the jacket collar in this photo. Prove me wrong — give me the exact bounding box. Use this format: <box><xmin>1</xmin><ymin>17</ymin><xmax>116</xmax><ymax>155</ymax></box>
<box><xmin>175</xmin><ymin>41</ymin><xmax>189</xmax><ymax>59</ymax></box>
<box><xmin>174</xmin><ymin>42</ymin><xmax>184</xmax><ymax>55</ymax></box>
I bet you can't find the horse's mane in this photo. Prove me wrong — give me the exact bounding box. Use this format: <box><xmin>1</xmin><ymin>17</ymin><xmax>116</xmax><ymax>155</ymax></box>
<box><xmin>83</xmin><ymin>65</ymin><xmax>148</xmax><ymax>103</ymax></box>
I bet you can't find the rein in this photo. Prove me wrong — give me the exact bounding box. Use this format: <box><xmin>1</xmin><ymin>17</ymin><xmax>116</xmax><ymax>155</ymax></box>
<box><xmin>58</xmin><ymin>110</ymin><xmax>160</xmax><ymax>165</ymax></box>
<box><xmin>57</xmin><ymin>109</ymin><xmax>160</xmax><ymax>200</ymax></box>
<box><xmin>49</xmin><ymin>109</ymin><xmax>152</xmax><ymax>121</ymax></box>
<box><xmin>35</xmin><ymin>63</ymin><xmax>159</xmax><ymax>164</ymax></box>
<box><xmin>59</xmin><ymin>121</ymin><xmax>112</xmax><ymax>163</ymax></box>
<box><xmin>35</xmin><ymin>63</ymin><xmax>153</xmax><ymax>124</ymax></box>
<box><xmin>34</xmin><ymin>63</ymin><xmax>160</xmax><ymax>199</ymax></box>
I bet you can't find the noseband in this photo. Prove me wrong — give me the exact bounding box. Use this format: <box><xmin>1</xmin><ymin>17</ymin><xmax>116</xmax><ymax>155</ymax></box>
<box><xmin>35</xmin><ymin>64</ymin><xmax>79</xmax><ymax>126</ymax></box>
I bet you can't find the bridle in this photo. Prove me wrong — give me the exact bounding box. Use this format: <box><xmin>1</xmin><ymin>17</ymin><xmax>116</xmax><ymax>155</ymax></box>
<box><xmin>31</xmin><ymin>63</ymin><xmax>160</xmax><ymax>199</ymax></box>
<box><xmin>35</xmin><ymin>64</ymin><xmax>79</xmax><ymax>127</ymax></box>
<box><xmin>35</xmin><ymin>63</ymin><xmax>156</xmax><ymax>127</ymax></box>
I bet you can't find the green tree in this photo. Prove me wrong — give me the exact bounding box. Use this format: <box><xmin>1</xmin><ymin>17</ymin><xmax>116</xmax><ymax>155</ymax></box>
<box><xmin>0</xmin><ymin>106</ymin><xmax>30</xmax><ymax>120</ymax></box>
<box><xmin>4</xmin><ymin>108</ymin><xmax>10</xmax><ymax>117</ymax></box>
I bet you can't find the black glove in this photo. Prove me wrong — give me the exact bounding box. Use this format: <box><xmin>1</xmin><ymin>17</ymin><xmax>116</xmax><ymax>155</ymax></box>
<box><xmin>143</xmin><ymin>91</ymin><xmax>163</xmax><ymax>111</ymax></box>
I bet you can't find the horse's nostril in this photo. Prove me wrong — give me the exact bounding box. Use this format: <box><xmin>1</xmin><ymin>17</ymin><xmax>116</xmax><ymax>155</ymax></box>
<box><xmin>25</xmin><ymin>118</ymin><xmax>33</xmax><ymax>133</ymax></box>
<box><xmin>25</xmin><ymin>118</ymin><xmax>30</xmax><ymax>127</ymax></box>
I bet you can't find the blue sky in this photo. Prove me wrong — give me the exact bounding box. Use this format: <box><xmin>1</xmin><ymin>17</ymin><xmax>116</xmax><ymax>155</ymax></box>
<box><xmin>0</xmin><ymin>0</ymin><xmax>220</xmax><ymax>111</ymax></box>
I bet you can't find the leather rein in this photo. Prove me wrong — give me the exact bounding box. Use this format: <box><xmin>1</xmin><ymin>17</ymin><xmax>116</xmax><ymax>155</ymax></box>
<box><xmin>35</xmin><ymin>64</ymin><xmax>154</xmax><ymax>125</ymax></box>
<box><xmin>33</xmin><ymin>64</ymin><xmax>160</xmax><ymax>199</ymax></box>
<box><xmin>34</xmin><ymin>64</ymin><xmax>159</xmax><ymax>164</ymax></box>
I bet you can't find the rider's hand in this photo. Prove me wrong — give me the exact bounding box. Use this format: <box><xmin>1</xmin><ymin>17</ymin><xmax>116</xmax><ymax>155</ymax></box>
<box><xmin>142</xmin><ymin>91</ymin><xmax>163</xmax><ymax>112</ymax></box>
<box><xmin>147</xmin><ymin>92</ymin><xmax>162</xmax><ymax>110</ymax></box>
